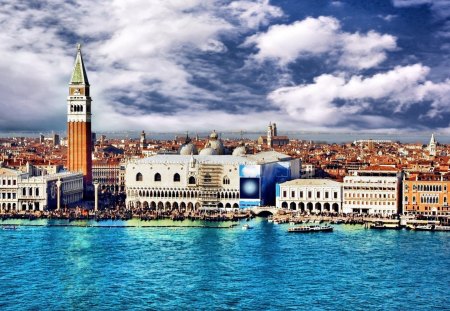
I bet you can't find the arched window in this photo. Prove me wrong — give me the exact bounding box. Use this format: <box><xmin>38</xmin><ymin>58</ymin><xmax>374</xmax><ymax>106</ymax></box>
<box><xmin>35</xmin><ymin>188</ymin><xmax>39</xmax><ymax>196</ymax></box>
<box><xmin>136</xmin><ymin>173</ymin><xmax>143</xmax><ymax>181</ymax></box>
<box><xmin>188</xmin><ymin>176</ymin><xmax>196</xmax><ymax>185</ymax></box>
<box><xmin>154</xmin><ymin>173</ymin><xmax>161</xmax><ymax>182</ymax></box>
<box><xmin>223</xmin><ymin>176</ymin><xmax>230</xmax><ymax>185</ymax></box>
<box><xmin>174</xmin><ymin>173</ymin><xmax>180</xmax><ymax>182</ymax></box>
<box><xmin>22</xmin><ymin>188</ymin><xmax>26</xmax><ymax>196</ymax></box>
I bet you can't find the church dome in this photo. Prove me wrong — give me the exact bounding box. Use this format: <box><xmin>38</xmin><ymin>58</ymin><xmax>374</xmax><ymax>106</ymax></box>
<box><xmin>199</xmin><ymin>147</ymin><xmax>218</xmax><ymax>156</ymax></box>
<box><xmin>207</xmin><ymin>140</ymin><xmax>224</xmax><ymax>155</ymax></box>
<box><xmin>232</xmin><ymin>146</ymin><xmax>246</xmax><ymax>156</ymax></box>
<box><xmin>209</xmin><ymin>130</ymin><xmax>219</xmax><ymax>140</ymax></box>
<box><xmin>179</xmin><ymin>143</ymin><xmax>198</xmax><ymax>155</ymax></box>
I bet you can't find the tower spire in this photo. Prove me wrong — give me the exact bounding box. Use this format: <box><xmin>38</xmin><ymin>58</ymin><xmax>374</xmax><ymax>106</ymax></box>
<box><xmin>70</xmin><ymin>43</ymin><xmax>90</xmax><ymax>85</ymax></box>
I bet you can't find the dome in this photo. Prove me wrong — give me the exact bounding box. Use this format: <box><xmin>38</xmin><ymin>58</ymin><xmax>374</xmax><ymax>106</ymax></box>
<box><xmin>232</xmin><ymin>146</ymin><xmax>246</xmax><ymax>156</ymax></box>
<box><xmin>199</xmin><ymin>147</ymin><xmax>218</xmax><ymax>155</ymax></box>
<box><xmin>207</xmin><ymin>140</ymin><xmax>224</xmax><ymax>155</ymax></box>
<box><xmin>209</xmin><ymin>130</ymin><xmax>219</xmax><ymax>140</ymax></box>
<box><xmin>179</xmin><ymin>143</ymin><xmax>198</xmax><ymax>155</ymax></box>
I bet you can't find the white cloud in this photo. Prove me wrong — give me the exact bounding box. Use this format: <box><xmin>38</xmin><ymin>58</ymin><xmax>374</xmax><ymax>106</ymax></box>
<box><xmin>0</xmin><ymin>0</ymin><xmax>283</xmax><ymax>131</ymax></box>
<box><xmin>245</xmin><ymin>16</ymin><xmax>397</xmax><ymax>70</ymax></box>
<box><xmin>228</xmin><ymin>0</ymin><xmax>283</xmax><ymax>29</ymax></box>
<box><xmin>268</xmin><ymin>64</ymin><xmax>450</xmax><ymax>127</ymax></box>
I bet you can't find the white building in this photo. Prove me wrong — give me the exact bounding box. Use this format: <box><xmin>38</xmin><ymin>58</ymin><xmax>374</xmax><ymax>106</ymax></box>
<box><xmin>428</xmin><ymin>133</ymin><xmax>436</xmax><ymax>157</ymax></box>
<box><xmin>301</xmin><ymin>163</ymin><xmax>315</xmax><ymax>179</ymax></box>
<box><xmin>0</xmin><ymin>167</ymin><xmax>26</xmax><ymax>211</ymax></box>
<box><xmin>343</xmin><ymin>167</ymin><xmax>402</xmax><ymax>215</ymax></box>
<box><xmin>0</xmin><ymin>167</ymin><xmax>83</xmax><ymax>212</ymax></box>
<box><xmin>276</xmin><ymin>179</ymin><xmax>342</xmax><ymax>213</ymax></box>
<box><xmin>125</xmin><ymin>151</ymin><xmax>300</xmax><ymax>211</ymax></box>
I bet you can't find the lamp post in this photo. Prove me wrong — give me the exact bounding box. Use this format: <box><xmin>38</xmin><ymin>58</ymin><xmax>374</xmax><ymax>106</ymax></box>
<box><xmin>56</xmin><ymin>178</ymin><xmax>61</xmax><ymax>212</ymax></box>
<box><xmin>94</xmin><ymin>181</ymin><xmax>99</xmax><ymax>212</ymax></box>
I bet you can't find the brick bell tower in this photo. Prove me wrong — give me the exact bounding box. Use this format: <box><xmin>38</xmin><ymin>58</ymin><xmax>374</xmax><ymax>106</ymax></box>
<box><xmin>67</xmin><ymin>44</ymin><xmax>92</xmax><ymax>192</ymax></box>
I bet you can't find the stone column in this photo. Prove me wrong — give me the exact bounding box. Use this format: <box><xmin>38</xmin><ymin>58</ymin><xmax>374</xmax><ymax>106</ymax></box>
<box><xmin>56</xmin><ymin>179</ymin><xmax>62</xmax><ymax>211</ymax></box>
<box><xmin>94</xmin><ymin>181</ymin><xmax>99</xmax><ymax>212</ymax></box>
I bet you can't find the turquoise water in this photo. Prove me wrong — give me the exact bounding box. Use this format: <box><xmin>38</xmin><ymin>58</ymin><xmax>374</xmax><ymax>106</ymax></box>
<box><xmin>0</xmin><ymin>219</ymin><xmax>449</xmax><ymax>310</ymax></box>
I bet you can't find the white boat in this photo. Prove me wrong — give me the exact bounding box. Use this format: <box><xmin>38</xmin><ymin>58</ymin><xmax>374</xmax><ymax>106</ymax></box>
<box><xmin>2</xmin><ymin>225</ymin><xmax>17</xmax><ymax>230</ymax></box>
<box><xmin>414</xmin><ymin>224</ymin><xmax>435</xmax><ymax>231</ymax></box>
<box><xmin>242</xmin><ymin>224</ymin><xmax>252</xmax><ymax>230</ymax></box>
<box><xmin>415</xmin><ymin>224</ymin><xmax>450</xmax><ymax>232</ymax></box>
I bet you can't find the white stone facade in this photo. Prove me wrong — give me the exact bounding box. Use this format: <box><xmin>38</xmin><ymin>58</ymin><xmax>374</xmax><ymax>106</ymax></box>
<box><xmin>343</xmin><ymin>169</ymin><xmax>402</xmax><ymax>215</ymax></box>
<box><xmin>126</xmin><ymin>155</ymin><xmax>251</xmax><ymax>210</ymax></box>
<box><xmin>276</xmin><ymin>179</ymin><xmax>342</xmax><ymax>213</ymax></box>
<box><xmin>0</xmin><ymin>167</ymin><xmax>83</xmax><ymax>212</ymax></box>
<box><xmin>126</xmin><ymin>152</ymin><xmax>300</xmax><ymax>210</ymax></box>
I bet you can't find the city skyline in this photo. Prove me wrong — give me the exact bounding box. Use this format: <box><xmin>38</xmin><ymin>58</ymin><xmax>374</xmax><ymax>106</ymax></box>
<box><xmin>1</xmin><ymin>0</ymin><xmax>450</xmax><ymax>133</ymax></box>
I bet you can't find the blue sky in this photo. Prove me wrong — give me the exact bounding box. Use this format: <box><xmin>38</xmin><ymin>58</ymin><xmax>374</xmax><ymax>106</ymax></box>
<box><xmin>0</xmin><ymin>0</ymin><xmax>449</xmax><ymax>133</ymax></box>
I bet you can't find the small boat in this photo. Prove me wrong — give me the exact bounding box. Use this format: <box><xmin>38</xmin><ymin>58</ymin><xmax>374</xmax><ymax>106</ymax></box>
<box><xmin>434</xmin><ymin>225</ymin><xmax>450</xmax><ymax>232</ymax></box>
<box><xmin>288</xmin><ymin>225</ymin><xmax>333</xmax><ymax>233</ymax></box>
<box><xmin>242</xmin><ymin>224</ymin><xmax>252</xmax><ymax>230</ymax></box>
<box><xmin>369</xmin><ymin>222</ymin><xmax>401</xmax><ymax>230</ymax></box>
<box><xmin>414</xmin><ymin>224</ymin><xmax>450</xmax><ymax>232</ymax></box>
<box><xmin>2</xmin><ymin>225</ymin><xmax>17</xmax><ymax>230</ymax></box>
<box><xmin>414</xmin><ymin>224</ymin><xmax>435</xmax><ymax>231</ymax></box>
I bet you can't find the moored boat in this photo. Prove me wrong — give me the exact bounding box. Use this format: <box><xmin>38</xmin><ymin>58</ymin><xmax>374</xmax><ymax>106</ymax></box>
<box><xmin>288</xmin><ymin>225</ymin><xmax>333</xmax><ymax>233</ymax></box>
<box><xmin>413</xmin><ymin>224</ymin><xmax>450</xmax><ymax>231</ymax></box>
<box><xmin>369</xmin><ymin>221</ymin><xmax>401</xmax><ymax>230</ymax></box>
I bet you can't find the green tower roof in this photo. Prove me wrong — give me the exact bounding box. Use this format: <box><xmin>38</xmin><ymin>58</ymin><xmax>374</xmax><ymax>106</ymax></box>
<box><xmin>70</xmin><ymin>44</ymin><xmax>90</xmax><ymax>85</ymax></box>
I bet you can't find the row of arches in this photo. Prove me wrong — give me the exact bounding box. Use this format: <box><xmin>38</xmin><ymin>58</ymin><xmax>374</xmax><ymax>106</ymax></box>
<box><xmin>1</xmin><ymin>202</ymin><xmax>40</xmax><ymax>211</ymax></box>
<box><xmin>129</xmin><ymin>201</ymin><xmax>240</xmax><ymax>210</ymax></box>
<box><xmin>420</xmin><ymin>196</ymin><xmax>441</xmax><ymax>204</ymax></box>
<box><xmin>1</xmin><ymin>203</ymin><xmax>16</xmax><ymax>211</ymax></box>
<box><xmin>128</xmin><ymin>188</ymin><xmax>239</xmax><ymax>200</ymax></box>
<box><xmin>70</xmin><ymin>104</ymin><xmax>84</xmax><ymax>112</ymax></box>
<box><xmin>280</xmin><ymin>201</ymin><xmax>340</xmax><ymax>212</ymax></box>
<box><xmin>414</xmin><ymin>184</ymin><xmax>444</xmax><ymax>192</ymax></box>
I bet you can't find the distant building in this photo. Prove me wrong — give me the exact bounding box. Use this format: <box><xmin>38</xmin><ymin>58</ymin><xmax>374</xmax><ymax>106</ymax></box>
<box><xmin>343</xmin><ymin>166</ymin><xmax>402</xmax><ymax>215</ymax></box>
<box><xmin>93</xmin><ymin>160</ymin><xmax>124</xmax><ymax>193</ymax></box>
<box><xmin>125</xmin><ymin>151</ymin><xmax>300</xmax><ymax>210</ymax></box>
<box><xmin>140</xmin><ymin>130</ymin><xmax>147</xmax><ymax>149</ymax></box>
<box><xmin>276</xmin><ymin>179</ymin><xmax>342</xmax><ymax>213</ymax></box>
<box><xmin>428</xmin><ymin>133</ymin><xmax>436</xmax><ymax>157</ymax></box>
<box><xmin>257</xmin><ymin>122</ymin><xmax>289</xmax><ymax>148</ymax></box>
<box><xmin>53</xmin><ymin>133</ymin><xmax>60</xmax><ymax>146</ymax></box>
<box><xmin>301</xmin><ymin>163</ymin><xmax>316</xmax><ymax>179</ymax></box>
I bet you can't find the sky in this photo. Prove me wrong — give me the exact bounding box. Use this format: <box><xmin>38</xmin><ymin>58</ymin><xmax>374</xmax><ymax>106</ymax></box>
<box><xmin>0</xmin><ymin>0</ymin><xmax>450</xmax><ymax>133</ymax></box>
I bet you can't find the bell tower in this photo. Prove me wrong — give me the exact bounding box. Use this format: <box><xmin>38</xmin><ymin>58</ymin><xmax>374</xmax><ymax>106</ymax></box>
<box><xmin>67</xmin><ymin>44</ymin><xmax>92</xmax><ymax>190</ymax></box>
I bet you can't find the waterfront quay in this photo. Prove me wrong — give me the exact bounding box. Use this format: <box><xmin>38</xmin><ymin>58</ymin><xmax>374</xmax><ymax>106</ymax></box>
<box><xmin>1</xmin><ymin>206</ymin><xmax>448</xmax><ymax>230</ymax></box>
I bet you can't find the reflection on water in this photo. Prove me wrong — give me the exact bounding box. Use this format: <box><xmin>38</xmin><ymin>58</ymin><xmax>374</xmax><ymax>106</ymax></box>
<box><xmin>0</xmin><ymin>219</ymin><xmax>448</xmax><ymax>310</ymax></box>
